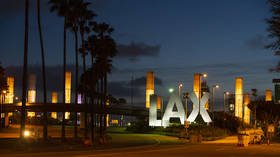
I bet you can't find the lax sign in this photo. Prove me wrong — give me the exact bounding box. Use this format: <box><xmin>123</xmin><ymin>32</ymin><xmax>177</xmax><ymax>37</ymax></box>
<box><xmin>149</xmin><ymin>92</ymin><xmax>212</xmax><ymax>127</ymax></box>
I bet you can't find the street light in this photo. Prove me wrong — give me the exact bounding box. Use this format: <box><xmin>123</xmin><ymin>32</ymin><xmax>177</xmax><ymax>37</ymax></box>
<box><xmin>183</xmin><ymin>92</ymin><xmax>189</xmax><ymax>119</ymax></box>
<box><xmin>197</xmin><ymin>73</ymin><xmax>207</xmax><ymax>124</ymax></box>
<box><xmin>169</xmin><ymin>88</ymin><xmax>174</xmax><ymax>93</ymax></box>
<box><xmin>223</xmin><ymin>92</ymin><xmax>230</xmax><ymax>126</ymax></box>
<box><xmin>223</xmin><ymin>92</ymin><xmax>230</xmax><ymax>115</ymax></box>
<box><xmin>211</xmin><ymin>84</ymin><xmax>219</xmax><ymax>124</ymax></box>
<box><xmin>178</xmin><ymin>83</ymin><xmax>183</xmax><ymax>97</ymax></box>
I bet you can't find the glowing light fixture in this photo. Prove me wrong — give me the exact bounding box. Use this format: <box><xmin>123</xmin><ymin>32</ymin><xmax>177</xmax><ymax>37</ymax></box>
<box><xmin>23</xmin><ymin>130</ymin><xmax>31</xmax><ymax>138</ymax></box>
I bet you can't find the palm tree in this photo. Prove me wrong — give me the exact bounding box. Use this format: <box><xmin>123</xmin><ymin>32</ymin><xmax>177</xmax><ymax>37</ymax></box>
<box><xmin>266</xmin><ymin>0</ymin><xmax>280</xmax><ymax>72</ymax></box>
<box><xmin>0</xmin><ymin>64</ymin><xmax>8</xmax><ymax>124</ymax></box>
<box><xmin>77</xmin><ymin>7</ymin><xmax>95</xmax><ymax>141</ymax></box>
<box><xmin>37</xmin><ymin>0</ymin><xmax>48</xmax><ymax>141</ymax></box>
<box><xmin>91</xmin><ymin>22</ymin><xmax>117</xmax><ymax>143</ymax></box>
<box><xmin>21</xmin><ymin>0</ymin><xmax>29</xmax><ymax>139</ymax></box>
<box><xmin>67</xmin><ymin>0</ymin><xmax>94</xmax><ymax>140</ymax></box>
<box><xmin>67</xmin><ymin>0</ymin><xmax>80</xmax><ymax>141</ymax></box>
<box><xmin>0</xmin><ymin>64</ymin><xmax>7</xmax><ymax>95</ymax></box>
<box><xmin>78</xmin><ymin>3</ymin><xmax>95</xmax><ymax>72</ymax></box>
<box><xmin>49</xmin><ymin>0</ymin><xmax>71</xmax><ymax>141</ymax></box>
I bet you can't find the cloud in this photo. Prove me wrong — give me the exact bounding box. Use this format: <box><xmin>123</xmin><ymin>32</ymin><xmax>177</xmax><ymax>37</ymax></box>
<box><xmin>108</xmin><ymin>81</ymin><xmax>141</xmax><ymax>97</ymax></box>
<box><xmin>117</xmin><ymin>42</ymin><xmax>160</xmax><ymax>62</ymax></box>
<box><xmin>243</xmin><ymin>34</ymin><xmax>267</xmax><ymax>51</ymax></box>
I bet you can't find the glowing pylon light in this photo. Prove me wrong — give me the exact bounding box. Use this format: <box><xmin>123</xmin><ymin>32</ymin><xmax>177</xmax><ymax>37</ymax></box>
<box><xmin>265</xmin><ymin>89</ymin><xmax>272</xmax><ymax>102</ymax></box>
<box><xmin>243</xmin><ymin>93</ymin><xmax>250</xmax><ymax>124</ymax></box>
<box><xmin>235</xmin><ymin>77</ymin><xmax>243</xmax><ymax>119</ymax></box>
<box><xmin>27</xmin><ymin>74</ymin><xmax>36</xmax><ymax>117</ymax></box>
<box><xmin>146</xmin><ymin>71</ymin><xmax>154</xmax><ymax>108</ymax></box>
<box><xmin>51</xmin><ymin>92</ymin><xmax>58</xmax><ymax>119</ymax></box>
<box><xmin>65</xmin><ymin>71</ymin><xmax>71</xmax><ymax>119</ymax></box>
<box><xmin>6</xmin><ymin>76</ymin><xmax>14</xmax><ymax>103</ymax></box>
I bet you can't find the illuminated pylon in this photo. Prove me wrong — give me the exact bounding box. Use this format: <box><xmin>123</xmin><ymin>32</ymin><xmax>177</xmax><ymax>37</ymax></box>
<box><xmin>157</xmin><ymin>96</ymin><xmax>161</xmax><ymax>109</ymax></box>
<box><xmin>235</xmin><ymin>77</ymin><xmax>243</xmax><ymax>119</ymax></box>
<box><xmin>265</xmin><ymin>89</ymin><xmax>272</xmax><ymax>102</ymax></box>
<box><xmin>51</xmin><ymin>92</ymin><xmax>58</xmax><ymax>119</ymax></box>
<box><xmin>146</xmin><ymin>71</ymin><xmax>154</xmax><ymax>108</ymax></box>
<box><xmin>27</xmin><ymin>74</ymin><xmax>36</xmax><ymax>117</ymax></box>
<box><xmin>243</xmin><ymin>93</ymin><xmax>250</xmax><ymax>124</ymax></box>
<box><xmin>6</xmin><ymin>76</ymin><xmax>14</xmax><ymax>103</ymax></box>
<box><xmin>65</xmin><ymin>71</ymin><xmax>71</xmax><ymax>119</ymax></box>
<box><xmin>193</xmin><ymin>73</ymin><xmax>209</xmax><ymax>110</ymax></box>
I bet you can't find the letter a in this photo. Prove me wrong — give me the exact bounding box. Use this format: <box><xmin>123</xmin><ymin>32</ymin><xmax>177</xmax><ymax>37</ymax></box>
<box><xmin>162</xmin><ymin>93</ymin><xmax>186</xmax><ymax>127</ymax></box>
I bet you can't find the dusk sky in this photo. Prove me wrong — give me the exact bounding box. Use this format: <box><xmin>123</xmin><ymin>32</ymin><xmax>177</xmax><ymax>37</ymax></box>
<box><xmin>0</xmin><ymin>0</ymin><xmax>279</xmax><ymax>109</ymax></box>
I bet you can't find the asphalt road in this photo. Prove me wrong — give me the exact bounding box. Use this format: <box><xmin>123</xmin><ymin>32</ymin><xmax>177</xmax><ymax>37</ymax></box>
<box><xmin>1</xmin><ymin>143</ymin><xmax>280</xmax><ymax>157</ymax></box>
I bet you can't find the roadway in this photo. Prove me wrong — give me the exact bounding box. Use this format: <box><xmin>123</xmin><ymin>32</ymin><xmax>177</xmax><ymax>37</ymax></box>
<box><xmin>1</xmin><ymin>142</ymin><xmax>280</xmax><ymax>157</ymax></box>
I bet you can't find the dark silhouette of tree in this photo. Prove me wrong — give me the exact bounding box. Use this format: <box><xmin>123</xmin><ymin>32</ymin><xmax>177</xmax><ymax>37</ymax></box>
<box><xmin>266</xmin><ymin>0</ymin><xmax>280</xmax><ymax>72</ymax></box>
<box><xmin>67</xmin><ymin>0</ymin><xmax>83</xmax><ymax>140</ymax></box>
<box><xmin>92</xmin><ymin>22</ymin><xmax>117</xmax><ymax>142</ymax></box>
<box><xmin>37</xmin><ymin>0</ymin><xmax>48</xmax><ymax>141</ymax></box>
<box><xmin>21</xmin><ymin>0</ymin><xmax>29</xmax><ymax>139</ymax></box>
<box><xmin>251</xmin><ymin>88</ymin><xmax>258</xmax><ymax>128</ymax></box>
<box><xmin>49</xmin><ymin>0</ymin><xmax>71</xmax><ymax>141</ymax></box>
<box><xmin>248</xmin><ymin>100</ymin><xmax>280</xmax><ymax>135</ymax></box>
<box><xmin>0</xmin><ymin>64</ymin><xmax>7</xmax><ymax>94</ymax></box>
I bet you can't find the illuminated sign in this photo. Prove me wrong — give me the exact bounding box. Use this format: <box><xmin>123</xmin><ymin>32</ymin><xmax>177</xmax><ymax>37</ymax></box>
<box><xmin>149</xmin><ymin>92</ymin><xmax>211</xmax><ymax>127</ymax></box>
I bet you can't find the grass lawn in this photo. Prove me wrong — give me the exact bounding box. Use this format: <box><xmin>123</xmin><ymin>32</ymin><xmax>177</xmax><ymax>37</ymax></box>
<box><xmin>0</xmin><ymin>129</ymin><xmax>186</xmax><ymax>154</ymax></box>
<box><xmin>108</xmin><ymin>133</ymin><xmax>186</xmax><ymax>147</ymax></box>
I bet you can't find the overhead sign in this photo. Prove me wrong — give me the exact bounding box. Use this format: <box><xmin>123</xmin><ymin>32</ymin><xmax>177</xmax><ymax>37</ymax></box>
<box><xmin>149</xmin><ymin>92</ymin><xmax>211</xmax><ymax>127</ymax></box>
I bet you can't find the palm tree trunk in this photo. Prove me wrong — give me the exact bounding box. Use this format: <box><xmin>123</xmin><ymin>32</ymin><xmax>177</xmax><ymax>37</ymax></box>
<box><xmin>37</xmin><ymin>0</ymin><xmax>48</xmax><ymax>141</ymax></box>
<box><xmin>74</xmin><ymin>30</ymin><xmax>78</xmax><ymax>140</ymax></box>
<box><xmin>103</xmin><ymin>74</ymin><xmax>107</xmax><ymax>137</ymax></box>
<box><xmin>99</xmin><ymin>78</ymin><xmax>103</xmax><ymax>143</ymax></box>
<box><xmin>20</xmin><ymin>0</ymin><xmax>29</xmax><ymax>139</ymax></box>
<box><xmin>61</xmin><ymin>18</ymin><xmax>67</xmax><ymax>141</ymax></box>
<box><xmin>80</xmin><ymin>31</ymin><xmax>86</xmax><ymax>72</ymax></box>
<box><xmin>80</xmin><ymin>31</ymin><xmax>88</xmax><ymax>140</ymax></box>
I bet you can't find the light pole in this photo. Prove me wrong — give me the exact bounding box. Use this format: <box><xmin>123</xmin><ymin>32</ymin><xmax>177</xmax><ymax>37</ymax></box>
<box><xmin>223</xmin><ymin>92</ymin><xmax>229</xmax><ymax>127</ymax></box>
<box><xmin>183</xmin><ymin>92</ymin><xmax>189</xmax><ymax>121</ymax></box>
<box><xmin>178</xmin><ymin>83</ymin><xmax>183</xmax><ymax>97</ymax></box>
<box><xmin>198</xmin><ymin>73</ymin><xmax>207</xmax><ymax>123</ymax></box>
<box><xmin>251</xmin><ymin>89</ymin><xmax>257</xmax><ymax>129</ymax></box>
<box><xmin>211</xmin><ymin>84</ymin><xmax>219</xmax><ymax>125</ymax></box>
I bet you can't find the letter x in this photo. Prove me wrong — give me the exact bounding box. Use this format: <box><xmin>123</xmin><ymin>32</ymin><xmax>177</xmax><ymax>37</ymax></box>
<box><xmin>187</xmin><ymin>92</ymin><xmax>212</xmax><ymax>123</ymax></box>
